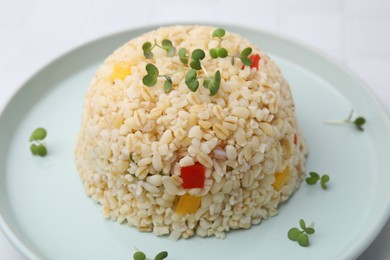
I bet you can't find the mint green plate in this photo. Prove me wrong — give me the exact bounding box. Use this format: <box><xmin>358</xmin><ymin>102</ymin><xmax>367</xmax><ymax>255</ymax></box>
<box><xmin>1</xmin><ymin>24</ymin><xmax>390</xmax><ymax>260</ymax></box>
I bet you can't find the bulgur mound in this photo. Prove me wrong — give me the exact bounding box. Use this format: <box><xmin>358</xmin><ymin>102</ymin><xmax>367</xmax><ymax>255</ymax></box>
<box><xmin>75</xmin><ymin>25</ymin><xmax>307</xmax><ymax>240</ymax></box>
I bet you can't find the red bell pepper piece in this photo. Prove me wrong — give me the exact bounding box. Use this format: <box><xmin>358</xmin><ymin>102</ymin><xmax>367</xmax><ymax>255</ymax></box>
<box><xmin>181</xmin><ymin>162</ymin><xmax>205</xmax><ymax>189</ymax></box>
<box><xmin>249</xmin><ymin>54</ymin><xmax>261</xmax><ymax>70</ymax></box>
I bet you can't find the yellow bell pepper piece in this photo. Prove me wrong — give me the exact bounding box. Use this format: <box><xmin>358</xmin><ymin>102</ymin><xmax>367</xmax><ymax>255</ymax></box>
<box><xmin>272</xmin><ymin>167</ymin><xmax>290</xmax><ymax>191</ymax></box>
<box><xmin>110</xmin><ymin>62</ymin><xmax>131</xmax><ymax>81</ymax></box>
<box><xmin>176</xmin><ymin>194</ymin><xmax>201</xmax><ymax>214</ymax></box>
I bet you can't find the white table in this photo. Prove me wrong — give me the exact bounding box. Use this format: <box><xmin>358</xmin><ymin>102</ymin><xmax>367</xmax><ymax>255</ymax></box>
<box><xmin>1</xmin><ymin>0</ymin><xmax>389</xmax><ymax>259</ymax></box>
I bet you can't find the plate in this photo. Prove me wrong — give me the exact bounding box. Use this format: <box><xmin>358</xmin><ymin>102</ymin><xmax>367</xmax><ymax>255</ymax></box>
<box><xmin>1</xmin><ymin>24</ymin><xmax>390</xmax><ymax>260</ymax></box>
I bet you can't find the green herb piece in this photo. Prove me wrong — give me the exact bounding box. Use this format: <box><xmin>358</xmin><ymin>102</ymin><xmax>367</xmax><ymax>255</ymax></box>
<box><xmin>325</xmin><ymin>110</ymin><xmax>366</xmax><ymax>131</ymax></box>
<box><xmin>142</xmin><ymin>42</ymin><xmax>153</xmax><ymax>59</ymax></box>
<box><xmin>154</xmin><ymin>251</ymin><xmax>168</xmax><ymax>260</ymax></box>
<box><xmin>163</xmin><ymin>75</ymin><xmax>172</xmax><ymax>93</ymax></box>
<box><xmin>178</xmin><ymin>48</ymin><xmax>188</xmax><ymax>64</ymax></box>
<box><xmin>161</xmin><ymin>39</ymin><xmax>176</xmax><ymax>57</ymax></box>
<box><xmin>288</xmin><ymin>219</ymin><xmax>315</xmax><ymax>247</ymax></box>
<box><xmin>142</xmin><ymin>64</ymin><xmax>159</xmax><ymax>87</ymax></box>
<box><xmin>30</xmin><ymin>127</ymin><xmax>47</xmax><ymax>142</ymax></box>
<box><xmin>240</xmin><ymin>47</ymin><xmax>253</xmax><ymax>66</ymax></box>
<box><xmin>204</xmin><ymin>70</ymin><xmax>221</xmax><ymax>96</ymax></box>
<box><xmin>133</xmin><ymin>251</ymin><xmax>146</xmax><ymax>260</ymax></box>
<box><xmin>185</xmin><ymin>69</ymin><xmax>199</xmax><ymax>92</ymax></box>
<box><xmin>212</xmin><ymin>28</ymin><xmax>226</xmax><ymax>38</ymax></box>
<box><xmin>306</xmin><ymin>171</ymin><xmax>330</xmax><ymax>190</ymax></box>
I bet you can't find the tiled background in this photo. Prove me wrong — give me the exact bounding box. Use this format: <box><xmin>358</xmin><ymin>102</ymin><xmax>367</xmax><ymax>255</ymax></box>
<box><xmin>0</xmin><ymin>0</ymin><xmax>389</xmax><ymax>259</ymax></box>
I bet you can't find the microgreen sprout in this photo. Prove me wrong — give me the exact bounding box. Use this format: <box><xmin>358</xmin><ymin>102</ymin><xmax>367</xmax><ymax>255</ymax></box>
<box><xmin>143</xmin><ymin>64</ymin><xmax>174</xmax><ymax>93</ymax></box>
<box><xmin>190</xmin><ymin>49</ymin><xmax>206</xmax><ymax>70</ymax></box>
<box><xmin>288</xmin><ymin>219</ymin><xmax>315</xmax><ymax>247</ymax></box>
<box><xmin>325</xmin><ymin>110</ymin><xmax>366</xmax><ymax>131</ymax></box>
<box><xmin>161</xmin><ymin>39</ymin><xmax>176</xmax><ymax>57</ymax></box>
<box><xmin>142</xmin><ymin>64</ymin><xmax>159</xmax><ymax>87</ymax></box>
<box><xmin>210</xmin><ymin>28</ymin><xmax>228</xmax><ymax>59</ymax></box>
<box><xmin>132</xmin><ymin>250</ymin><xmax>168</xmax><ymax>260</ymax></box>
<box><xmin>185</xmin><ymin>69</ymin><xmax>199</xmax><ymax>92</ymax></box>
<box><xmin>306</xmin><ymin>172</ymin><xmax>330</xmax><ymax>190</ymax></box>
<box><xmin>240</xmin><ymin>47</ymin><xmax>253</xmax><ymax>66</ymax></box>
<box><xmin>203</xmin><ymin>70</ymin><xmax>221</xmax><ymax>96</ymax></box>
<box><xmin>163</xmin><ymin>75</ymin><xmax>172</xmax><ymax>93</ymax></box>
<box><xmin>142</xmin><ymin>42</ymin><xmax>153</xmax><ymax>59</ymax></box>
<box><xmin>142</xmin><ymin>39</ymin><xmax>176</xmax><ymax>59</ymax></box>
<box><xmin>178</xmin><ymin>48</ymin><xmax>188</xmax><ymax>65</ymax></box>
<box><xmin>29</xmin><ymin>127</ymin><xmax>48</xmax><ymax>157</ymax></box>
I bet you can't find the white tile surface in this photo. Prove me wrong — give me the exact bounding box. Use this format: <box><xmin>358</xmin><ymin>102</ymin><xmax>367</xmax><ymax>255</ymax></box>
<box><xmin>1</xmin><ymin>0</ymin><xmax>390</xmax><ymax>259</ymax></box>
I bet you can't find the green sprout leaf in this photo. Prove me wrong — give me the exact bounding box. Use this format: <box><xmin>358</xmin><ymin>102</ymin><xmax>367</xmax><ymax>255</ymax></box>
<box><xmin>191</xmin><ymin>49</ymin><xmax>206</xmax><ymax>60</ymax></box>
<box><xmin>142</xmin><ymin>75</ymin><xmax>157</xmax><ymax>87</ymax></box>
<box><xmin>305</xmin><ymin>227</ymin><xmax>315</xmax><ymax>235</ymax></box>
<box><xmin>217</xmin><ymin>47</ymin><xmax>228</xmax><ymax>58</ymax></box>
<box><xmin>210</xmin><ymin>47</ymin><xmax>228</xmax><ymax>59</ymax></box>
<box><xmin>212</xmin><ymin>28</ymin><xmax>226</xmax><ymax>38</ymax></box>
<box><xmin>145</xmin><ymin>63</ymin><xmax>159</xmax><ymax>77</ymax></box>
<box><xmin>30</xmin><ymin>144</ymin><xmax>47</xmax><ymax>157</ymax></box>
<box><xmin>190</xmin><ymin>60</ymin><xmax>201</xmax><ymax>70</ymax></box>
<box><xmin>240</xmin><ymin>47</ymin><xmax>253</xmax><ymax>66</ymax></box>
<box><xmin>178</xmin><ymin>48</ymin><xmax>188</xmax><ymax>64</ymax></box>
<box><xmin>133</xmin><ymin>251</ymin><xmax>146</xmax><ymax>260</ymax></box>
<box><xmin>320</xmin><ymin>174</ymin><xmax>330</xmax><ymax>190</ymax></box>
<box><xmin>299</xmin><ymin>219</ymin><xmax>307</xmax><ymax>230</ymax></box>
<box><xmin>142</xmin><ymin>64</ymin><xmax>159</xmax><ymax>87</ymax></box>
<box><xmin>297</xmin><ymin>233</ymin><xmax>309</xmax><ymax>247</ymax></box>
<box><xmin>161</xmin><ymin>39</ymin><xmax>173</xmax><ymax>50</ymax></box>
<box><xmin>161</xmin><ymin>39</ymin><xmax>176</xmax><ymax>57</ymax></box>
<box><xmin>206</xmin><ymin>70</ymin><xmax>221</xmax><ymax>96</ymax></box>
<box><xmin>287</xmin><ymin>227</ymin><xmax>301</xmax><ymax>241</ymax></box>
<box><xmin>30</xmin><ymin>127</ymin><xmax>47</xmax><ymax>142</ymax></box>
<box><xmin>189</xmin><ymin>49</ymin><xmax>205</xmax><ymax>70</ymax></box>
<box><xmin>142</xmin><ymin>42</ymin><xmax>153</xmax><ymax>59</ymax></box>
<box><xmin>163</xmin><ymin>75</ymin><xmax>172</xmax><ymax>93</ymax></box>
<box><xmin>209</xmin><ymin>48</ymin><xmax>218</xmax><ymax>58</ymax></box>
<box><xmin>305</xmin><ymin>171</ymin><xmax>320</xmax><ymax>185</ymax></box>
<box><xmin>241</xmin><ymin>47</ymin><xmax>252</xmax><ymax>57</ymax></box>
<box><xmin>154</xmin><ymin>251</ymin><xmax>168</xmax><ymax>260</ymax></box>
<box><xmin>185</xmin><ymin>69</ymin><xmax>199</xmax><ymax>92</ymax></box>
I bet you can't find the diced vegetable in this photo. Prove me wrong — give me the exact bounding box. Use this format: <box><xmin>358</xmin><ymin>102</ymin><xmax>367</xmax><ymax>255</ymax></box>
<box><xmin>176</xmin><ymin>194</ymin><xmax>201</xmax><ymax>214</ymax></box>
<box><xmin>249</xmin><ymin>54</ymin><xmax>261</xmax><ymax>70</ymax></box>
<box><xmin>272</xmin><ymin>167</ymin><xmax>290</xmax><ymax>191</ymax></box>
<box><xmin>110</xmin><ymin>62</ymin><xmax>131</xmax><ymax>81</ymax></box>
<box><xmin>180</xmin><ymin>162</ymin><xmax>205</xmax><ymax>189</ymax></box>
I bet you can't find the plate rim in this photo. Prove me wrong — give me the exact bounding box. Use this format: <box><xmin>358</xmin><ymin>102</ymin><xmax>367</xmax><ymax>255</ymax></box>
<box><xmin>1</xmin><ymin>22</ymin><xmax>390</xmax><ymax>260</ymax></box>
